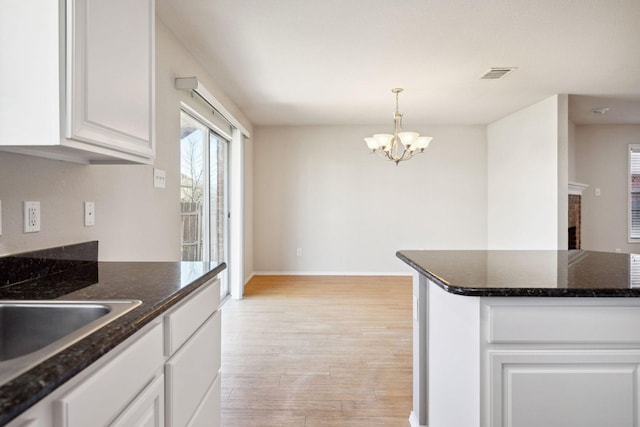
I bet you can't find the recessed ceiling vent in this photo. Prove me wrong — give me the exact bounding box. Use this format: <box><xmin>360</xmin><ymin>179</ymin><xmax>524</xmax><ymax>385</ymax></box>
<box><xmin>481</xmin><ymin>67</ymin><xmax>517</xmax><ymax>80</ymax></box>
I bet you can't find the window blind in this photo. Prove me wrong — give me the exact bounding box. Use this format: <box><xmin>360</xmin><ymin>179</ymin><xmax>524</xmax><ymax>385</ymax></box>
<box><xmin>630</xmin><ymin>146</ymin><xmax>640</xmax><ymax>239</ymax></box>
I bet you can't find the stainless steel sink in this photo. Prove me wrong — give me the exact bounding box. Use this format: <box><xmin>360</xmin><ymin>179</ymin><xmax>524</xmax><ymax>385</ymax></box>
<box><xmin>0</xmin><ymin>300</ymin><xmax>141</xmax><ymax>384</ymax></box>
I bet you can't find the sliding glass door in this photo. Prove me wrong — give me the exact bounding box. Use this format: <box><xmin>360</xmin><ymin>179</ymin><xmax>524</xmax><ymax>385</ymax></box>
<box><xmin>180</xmin><ymin>110</ymin><xmax>230</xmax><ymax>299</ymax></box>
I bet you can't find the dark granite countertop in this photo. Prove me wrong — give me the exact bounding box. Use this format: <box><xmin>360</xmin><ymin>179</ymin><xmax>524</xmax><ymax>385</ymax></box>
<box><xmin>0</xmin><ymin>242</ymin><xmax>225</xmax><ymax>425</ymax></box>
<box><xmin>397</xmin><ymin>249</ymin><xmax>640</xmax><ymax>297</ymax></box>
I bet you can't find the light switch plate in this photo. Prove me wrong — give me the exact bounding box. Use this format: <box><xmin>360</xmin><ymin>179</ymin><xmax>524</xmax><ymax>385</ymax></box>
<box><xmin>0</xmin><ymin>200</ymin><xmax>3</xmax><ymax>236</ymax></box>
<box><xmin>153</xmin><ymin>168</ymin><xmax>166</xmax><ymax>189</ymax></box>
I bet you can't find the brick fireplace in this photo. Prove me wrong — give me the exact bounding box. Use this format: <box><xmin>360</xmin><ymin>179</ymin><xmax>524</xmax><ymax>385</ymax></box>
<box><xmin>568</xmin><ymin>182</ymin><xmax>589</xmax><ymax>250</ymax></box>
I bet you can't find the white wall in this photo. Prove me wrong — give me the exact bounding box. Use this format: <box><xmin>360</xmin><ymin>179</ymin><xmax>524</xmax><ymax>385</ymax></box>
<box><xmin>243</xmin><ymin>137</ymin><xmax>254</xmax><ymax>282</ymax></box>
<box><xmin>557</xmin><ymin>95</ymin><xmax>569</xmax><ymax>249</ymax></box>
<box><xmin>487</xmin><ymin>95</ymin><xmax>567</xmax><ymax>249</ymax></box>
<box><xmin>568</xmin><ymin>120</ymin><xmax>576</xmax><ymax>181</ymax></box>
<box><xmin>575</xmin><ymin>125</ymin><xmax>640</xmax><ymax>253</ymax></box>
<box><xmin>253</xmin><ymin>125</ymin><xmax>487</xmax><ymax>274</ymax></box>
<box><xmin>0</xmin><ymin>19</ymin><xmax>254</xmax><ymax>272</ymax></box>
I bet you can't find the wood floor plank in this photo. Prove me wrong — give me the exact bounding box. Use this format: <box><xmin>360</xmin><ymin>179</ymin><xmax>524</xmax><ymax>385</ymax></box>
<box><xmin>221</xmin><ymin>275</ymin><xmax>412</xmax><ymax>426</ymax></box>
<box><xmin>304</xmin><ymin>416</ymin><xmax>410</xmax><ymax>427</ymax></box>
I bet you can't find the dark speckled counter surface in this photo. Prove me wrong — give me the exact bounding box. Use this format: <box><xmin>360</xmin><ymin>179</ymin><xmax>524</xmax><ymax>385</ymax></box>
<box><xmin>0</xmin><ymin>242</ymin><xmax>225</xmax><ymax>425</ymax></box>
<box><xmin>397</xmin><ymin>249</ymin><xmax>640</xmax><ymax>297</ymax></box>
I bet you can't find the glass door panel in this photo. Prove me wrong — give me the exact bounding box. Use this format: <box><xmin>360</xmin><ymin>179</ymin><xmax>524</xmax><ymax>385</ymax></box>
<box><xmin>179</xmin><ymin>110</ymin><xmax>230</xmax><ymax>300</ymax></box>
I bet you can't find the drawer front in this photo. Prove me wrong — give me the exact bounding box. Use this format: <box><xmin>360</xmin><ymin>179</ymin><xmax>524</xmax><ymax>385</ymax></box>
<box><xmin>164</xmin><ymin>278</ymin><xmax>220</xmax><ymax>355</ymax></box>
<box><xmin>187</xmin><ymin>373</ymin><xmax>221</xmax><ymax>427</ymax></box>
<box><xmin>166</xmin><ymin>310</ymin><xmax>221</xmax><ymax>427</ymax></box>
<box><xmin>488</xmin><ymin>304</ymin><xmax>640</xmax><ymax>344</ymax></box>
<box><xmin>55</xmin><ymin>322</ymin><xmax>164</xmax><ymax>427</ymax></box>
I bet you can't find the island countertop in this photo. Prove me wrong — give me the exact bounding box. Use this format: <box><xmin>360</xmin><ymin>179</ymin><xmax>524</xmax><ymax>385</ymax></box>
<box><xmin>0</xmin><ymin>242</ymin><xmax>225</xmax><ymax>425</ymax></box>
<box><xmin>396</xmin><ymin>249</ymin><xmax>640</xmax><ymax>297</ymax></box>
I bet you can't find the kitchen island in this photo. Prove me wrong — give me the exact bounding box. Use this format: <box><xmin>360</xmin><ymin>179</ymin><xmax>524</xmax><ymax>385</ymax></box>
<box><xmin>397</xmin><ymin>250</ymin><xmax>640</xmax><ymax>427</ymax></box>
<box><xmin>0</xmin><ymin>242</ymin><xmax>225</xmax><ymax>426</ymax></box>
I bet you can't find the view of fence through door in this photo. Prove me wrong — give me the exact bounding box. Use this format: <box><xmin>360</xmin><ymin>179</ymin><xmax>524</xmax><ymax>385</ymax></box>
<box><xmin>180</xmin><ymin>110</ymin><xmax>229</xmax><ymax>298</ymax></box>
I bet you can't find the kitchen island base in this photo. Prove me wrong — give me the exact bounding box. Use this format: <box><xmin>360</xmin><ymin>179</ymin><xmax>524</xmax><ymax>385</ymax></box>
<box><xmin>411</xmin><ymin>272</ymin><xmax>640</xmax><ymax>427</ymax></box>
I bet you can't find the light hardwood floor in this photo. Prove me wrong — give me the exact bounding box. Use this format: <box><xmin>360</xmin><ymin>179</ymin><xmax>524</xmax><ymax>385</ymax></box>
<box><xmin>221</xmin><ymin>275</ymin><xmax>413</xmax><ymax>427</ymax></box>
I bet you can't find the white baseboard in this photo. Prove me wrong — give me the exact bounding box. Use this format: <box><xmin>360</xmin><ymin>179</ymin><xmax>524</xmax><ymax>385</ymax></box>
<box><xmin>243</xmin><ymin>273</ymin><xmax>254</xmax><ymax>286</ymax></box>
<box><xmin>252</xmin><ymin>271</ymin><xmax>413</xmax><ymax>277</ymax></box>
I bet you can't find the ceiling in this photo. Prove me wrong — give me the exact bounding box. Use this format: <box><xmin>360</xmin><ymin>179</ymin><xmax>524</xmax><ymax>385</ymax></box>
<box><xmin>157</xmin><ymin>0</ymin><xmax>640</xmax><ymax>127</ymax></box>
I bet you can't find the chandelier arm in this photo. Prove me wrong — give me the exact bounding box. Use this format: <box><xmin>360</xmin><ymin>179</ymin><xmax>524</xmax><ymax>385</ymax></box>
<box><xmin>400</xmin><ymin>147</ymin><xmax>412</xmax><ymax>162</ymax></box>
<box><xmin>376</xmin><ymin>149</ymin><xmax>392</xmax><ymax>162</ymax></box>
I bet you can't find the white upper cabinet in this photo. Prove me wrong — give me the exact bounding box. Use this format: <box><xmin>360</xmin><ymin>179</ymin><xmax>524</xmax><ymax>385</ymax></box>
<box><xmin>0</xmin><ymin>0</ymin><xmax>155</xmax><ymax>164</ymax></box>
<box><xmin>66</xmin><ymin>0</ymin><xmax>155</xmax><ymax>160</ymax></box>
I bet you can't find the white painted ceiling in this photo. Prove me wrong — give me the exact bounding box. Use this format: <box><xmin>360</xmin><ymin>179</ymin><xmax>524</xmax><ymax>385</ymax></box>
<box><xmin>157</xmin><ymin>0</ymin><xmax>640</xmax><ymax>127</ymax></box>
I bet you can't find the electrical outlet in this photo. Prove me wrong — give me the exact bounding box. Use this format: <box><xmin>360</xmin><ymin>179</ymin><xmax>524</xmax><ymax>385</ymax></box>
<box><xmin>296</xmin><ymin>248</ymin><xmax>302</xmax><ymax>257</ymax></box>
<box><xmin>84</xmin><ymin>201</ymin><xmax>95</xmax><ymax>227</ymax></box>
<box><xmin>24</xmin><ymin>201</ymin><xmax>40</xmax><ymax>233</ymax></box>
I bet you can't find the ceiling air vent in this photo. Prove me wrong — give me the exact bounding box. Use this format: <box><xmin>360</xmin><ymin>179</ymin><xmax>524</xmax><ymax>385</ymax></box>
<box><xmin>481</xmin><ymin>67</ymin><xmax>517</xmax><ymax>80</ymax></box>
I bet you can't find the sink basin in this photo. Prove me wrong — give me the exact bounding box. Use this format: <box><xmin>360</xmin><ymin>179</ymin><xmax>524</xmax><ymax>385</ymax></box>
<box><xmin>0</xmin><ymin>300</ymin><xmax>141</xmax><ymax>384</ymax></box>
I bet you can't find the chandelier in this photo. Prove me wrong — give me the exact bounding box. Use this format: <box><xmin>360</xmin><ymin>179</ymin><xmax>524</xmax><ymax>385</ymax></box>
<box><xmin>364</xmin><ymin>88</ymin><xmax>432</xmax><ymax>165</ymax></box>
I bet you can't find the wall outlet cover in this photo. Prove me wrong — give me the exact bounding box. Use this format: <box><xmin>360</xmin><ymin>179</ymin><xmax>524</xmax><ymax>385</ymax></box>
<box><xmin>24</xmin><ymin>201</ymin><xmax>41</xmax><ymax>233</ymax></box>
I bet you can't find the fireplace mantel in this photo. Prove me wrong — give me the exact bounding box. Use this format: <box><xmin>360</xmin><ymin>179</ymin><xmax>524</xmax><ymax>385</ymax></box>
<box><xmin>568</xmin><ymin>181</ymin><xmax>589</xmax><ymax>196</ymax></box>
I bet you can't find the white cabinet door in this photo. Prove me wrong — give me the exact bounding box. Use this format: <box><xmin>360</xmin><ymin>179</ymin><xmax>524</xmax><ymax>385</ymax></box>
<box><xmin>488</xmin><ymin>350</ymin><xmax>640</xmax><ymax>427</ymax></box>
<box><xmin>0</xmin><ymin>0</ymin><xmax>154</xmax><ymax>164</ymax></box>
<box><xmin>187</xmin><ymin>374</ymin><xmax>221</xmax><ymax>427</ymax></box>
<box><xmin>66</xmin><ymin>0</ymin><xmax>154</xmax><ymax>160</ymax></box>
<box><xmin>111</xmin><ymin>375</ymin><xmax>165</xmax><ymax>427</ymax></box>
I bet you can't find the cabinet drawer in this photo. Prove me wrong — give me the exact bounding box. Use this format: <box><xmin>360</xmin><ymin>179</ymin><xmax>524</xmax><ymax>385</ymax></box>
<box><xmin>55</xmin><ymin>322</ymin><xmax>164</xmax><ymax>427</ymax></box>
<box><xmin>487</xmin><ymin>304</ymin><xmax>640</xmax><ymax>344</ymax></box>
<box><xmin>164</xmin><ymin>279</ymin><xmax>220</xmax><ymax>355</ymax></box>
<box><xmin>166</xmin><ymin>311</ymin><xmax>221</xmax><ymax>427</ymax></box>
<box><xmin>187</xmin><ymin>373</ymin><xmax>221</xmax><ymax>427</ymax></box>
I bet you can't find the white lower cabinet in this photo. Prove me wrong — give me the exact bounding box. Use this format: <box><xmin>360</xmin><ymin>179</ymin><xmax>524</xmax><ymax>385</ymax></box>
<box><xmin>483</xmin><ymin>300</ymin><xmax>640</xmax><ymax>427</ymax></box>
<box><xmin>5</xmin><ymin>277</ymin><xmax>222</xmax><ymax>427</ymax></box>
<box><xmin>165</xmin><ymin>280</ymin><xmax>222</xmax><ymax>427</ymax></box>
<box><xmin>166</xmin><ymin>312</ymin><xmax>221</xmax><ymax>427</ymax></box>
<box><xmin>488</xmin><ymin>350</ymin><xmax>640</xmax><ymax>427</ymax></box>
<box><xmin>412</xmin><ymin>279</ymin><xmax>640</xmax><ymax>427</ymax></box>
<box><xmin>55</xmin><ymin>322</ymin><xmax>164</xmax><ymax>427</ymax></box>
